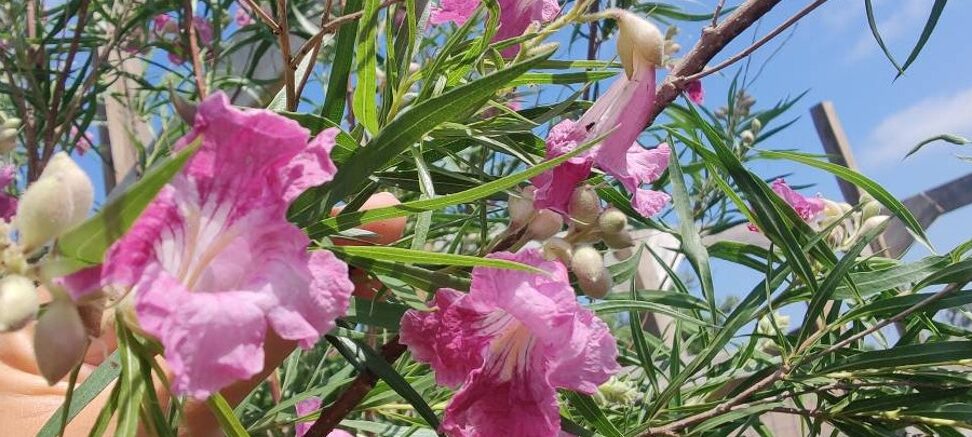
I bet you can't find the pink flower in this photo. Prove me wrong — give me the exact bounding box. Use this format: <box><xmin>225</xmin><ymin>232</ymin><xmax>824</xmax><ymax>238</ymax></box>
<box><xmin>400</xmin><ymin>249</ymin><xmax>619</xmax><ymax>437</ymax></box>
<box><xmin>192</xmin><ymin>17</ymin><xmax>214</xmax><ymax>47</ymax></box>
<box><xmin>532</xmin><ymin>11</ymin><xmax>669</xmax><ymax>218</ymax></box>
<box><xmin>167</xmin><ymin>51</ymin><xmax>185</xmax><ymax>65</ymax></box>
<box><xmin>153</xmin><ymin>14</ymin><xmax>172</xmax><ymax>32</ymax></box>
<box><xmin>234</xmin><ymin>6</ymin><xmax>255</xmax><ymax>27</ymax></box>
<box><xmin>431</xmin><ymin>0</ymin><xmax>559</xmax><ymax>57</ymax></box>
<box><xmin>748</xmin><ymin>179</ymin><xmax>825</xmax><ymax>231</ymax></box>
<box><xmin>69</xmin><ymin>126</ymin><xmax>94</xmax><ymax>155</ymax></box>
<box><xmin>0</xmin><ymin>165</ymin><xmax>18</xmax><ymax>221</ymax></box>
<box><xmin>294</xmin><ymin>397</ymin><xmax>354</xmax><ymax>437</ymax></box>
<box><xmin>686</xmin><ymin>80</ymin><xmax>704</xmax><ymax>104</ymax></box>
<box><xmin>64</xmin><ymin>93</ymin><xmax>353</xmax><ymax>399</ymax></box>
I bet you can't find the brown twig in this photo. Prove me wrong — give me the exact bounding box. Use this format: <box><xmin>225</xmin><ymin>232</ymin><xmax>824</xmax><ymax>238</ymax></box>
<box><xmin>711</xmin><ymin>0</ymin><xmax>726</xmax><ymax>28</ymax></box>
<box><xmin>290</xmin><ymin>0</ymin><xmax>403</xmax><ymax>70</ymax></box>
<box><xmin>679</xmin><ymin>0</ymin><xmax>829</xmax><ymax>84</ymax></box>
<box><xmin>239</xmin><ymin>0</ymin><xmax>281</xmax><ymax>33</ymax></box>
<box><xmin>46</xmin><ymin>0</ymin><xmax>91</xmax><ymax>147</ymax></box>
<box><xmin>647</xmin><ymin>0</ymin><xmax>784</xmax><ymax>126</ymax></box>
<box><xmin>277</xmin><ymin>0</ymin><xmax>296</xmax><ymax>110</ymax></box>
<box><xmin>304</xmin><ymin>335</ymin><xmax>407</xmax><ymax>437</ymax></box>
<box><xmin>183</xmin><ymin>0</ymin><xmax>208</xmax><ymax>97</ymax></box>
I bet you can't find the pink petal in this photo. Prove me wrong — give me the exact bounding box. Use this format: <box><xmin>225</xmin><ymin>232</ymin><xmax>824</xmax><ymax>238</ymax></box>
<box><xmin>591</xmin><ymin>63</ymin><xmax>657</xmax><ymax>176</ymax></box>
<box><xmin>494</xmin><ymin>0</ymin><xmax>561</xmax><ymax>57</ymax></box>
<box><xmin>295</xmin><ymin>396</ymin><xmax>322</xmax><ymax>437</ymax></box>
<box><xmin>631</xmin><ymin>189</ymin><xmax>670</xmax><ymax>217</ymax></box>
<box><xmin>430</xmin><ymin>0</ymin><xmax>480</xmax><ymax>25</ymax></box>
<box><xmin>266</xmin><ymin>249</ymin><xmax>353</xmax><ymax>348</ymax></box>
<box><xmin>771</xmin><ymin>178</ymin><xmax>824</xmax><ymax>222</ymax></box>
<box><xmin>282</xmin><ymin>128</ymin><xmax>339</xmax><ymax>203</ymax></box>
<box><xmin>0</xmin><ymin>165</ymin><xmax>16</xmax><ymax>221</ymax></box>
<box><xmin>532</xmin><ymin>119</ymin><xmax>593</xmax><ymax>214</ymax></box>
<box><xmin>153</xmin><ymin>14</ymin><xmax>171</xmax><ymax>32</ymax></box>
<box><xmin>192</xmin><ymin>17</ymin><xmax>214</xmax><ymax>47</ymax></box>
<box><xmin>547</xmin><ymin>307</ymin><xmax>620</xmax><ymax>394</ymax></box>
<box><xmin>56</xmin><ymin>265</ymin><xmax>103</xmax><ymax>301</ymax></box>
<box><xmin>134</xmin><ymin>267</ymin><xmax>268</xmax><ymax>399</ymax></box>
<box><xmin>234</xmin><ymin>7</ymin><xmax>255</xmax><ymax>27</ymax></box>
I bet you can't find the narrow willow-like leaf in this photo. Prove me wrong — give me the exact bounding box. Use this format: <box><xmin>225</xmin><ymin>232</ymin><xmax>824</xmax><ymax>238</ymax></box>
<box><xmin>352</xmin><ymin>0</ymin><xmax>380</xmax><ymax>135</ymax></box>
<box><xmin>864</xmin><ymin>0</ymin><xmax>903</xmax><ymax>74</ymax></box>
<box><xmin>57</xmin><ymin>138</ymin><xmax>201</xmax><ymax>264</ymax></box>
<box><xmin>905</xmin><ymin>133</ymin><xmax>970</xmax><ymax>159</ymax></box>
<box><xmin>320</xmin><ymin>0</ymin><xmax>363</xmax><ymax>121</ymax></box>
<box><xmin>330</xmin><ymin>246</ymin><xmax>543</xmax><ymax>272</ymax></box>
<box><xmin>818</xmin><ymin>341</ymin><xmax>972</xmax><ymax>374</ymax></box>
<box><xmin>897</xmin><ymin>0</ymin><xmax>948</xmax><ymax>77</ymax></box>
<box><xmin>507</xmin><ymin>71</ymin><xmax>616</xmax><ymax>87</ymax></box>
<box><xmin>669</xmin><ymin>146</ymin><xmax>716</xmax><ymax>322</ymax></box>
<box><xmin>207</xmin><ymin>394</ymin><xmax>250</xmax><ymax>437</ymax></box>
<box><xmin>564</xmin><ymin>392</ymin><xmax>623</xmax><ymax>437</ymax></box>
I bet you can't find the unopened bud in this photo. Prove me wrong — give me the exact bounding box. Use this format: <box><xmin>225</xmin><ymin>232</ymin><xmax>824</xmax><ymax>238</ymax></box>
<box><xmin>827</xmin><ymin>226</ymin><xmax>845</xmax><ymax>247</ymax></box>
<box><xmin>0</xmin><ymin>275</ymin><xmax>38</xmax><ymax>332</ymax></box>
<box><xmin>597</xmin><ymin>208</ymin><xmax>627</xmax><ymax>234</ymax></box>
<box><xmin>34</xmin><ymin>298</ymin><xmax>88</xmax><ymax>384</ymax></box>
<box><xmin>601</xmin><ymin>229</ymin><xmax>634</xmax><ymax>249</ymax></box>
<box><xmin>2</xmin><ymin>118</ymin><xmax>21</xmax><ymax>129</ymax></box>
<box><xmin>0</xmin><ymin>128</ymin><xmax>16</xmax><ymax>153</ymax></box>
<box><xmin>664</xmin><ymin>41</ymin><xmax>681</xmax><ymax>55</ymax></box>
<box><xmin>858</xmin><ymin>215</ymin><xmax>890</xmax><ymax>237</ymax></box>
<box><xmin>614</xmin><ymin>10</ymin><xmax>663</xmax><ymax>78</ymax></box>
<box><xmin>572</xmin><ymin>245</ymin><xmax>611</xmax><ymax>299</ymax></box>
<box><xmin>861</xmin><ymin>199</ymin><xmax>882</xmax><ymax>221</ymax></box>
<box><xmin>15</xmin><ymin>177</ymin><xmax>76</xmax><ymax>251</ymax></box>
<box><xmin>527</xmin><ymin>209</ymin><xmax>563</xmax><ymax>241</ymax></box>
<box><xmin>39</xmin><ymin>152</ymin><xmax>94</xmax><ymax>225</ymax></box>
<box><xmin>569</xmin><ymin>186</ymin><xmax>601</xmax><ymax>226</ymax></box>
<box><xmin>509</xmin><ymin>186</ymin><xmax>536</xmax><ymax>228</ymax></box>
<box><xmin>740</xmin><ymin>130</ymin><xmax>755</xmax><ymax>145</ymax></box>
<box><xmin>750</xmin><ymin>118</ymin><xmax>762</xmax><ymax>134</ymax></box>
<box><xmin>542</xmin><ymin>237</ymin><xmax>573</xmax><ymax>263</ymax></box>
<box><xmin>822</xmin><ymin>199</ymin><xmax>843</xmax><ymax>219</ymax></box>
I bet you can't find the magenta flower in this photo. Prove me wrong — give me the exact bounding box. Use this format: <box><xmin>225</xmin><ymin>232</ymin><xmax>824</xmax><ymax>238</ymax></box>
<box><xmin>532</xmin><ymin>11</ymin><xmax>669</xmax><ymax>218</ymax></box>
<box><xmin>69</xmin><ymin>126</ymin><xmax>94</xmax><ymax>155</ymax></box>
<box><xmin>686</xmin><ymin>80</ymin><xmax>704</xmax><ymax>104</ymax></box>
<box><xmin>431</xmin><ymin>0</ymin><xmax>559</xmax><ymax>57</ymax></box>
<box><xmin>153</xmin><ymin>14</ymin><xmax>171</xmax><ymax>32</ymax></box>
<box><xmin>234</xmin><ymin>6</ymin><xmax>255</xmax><ymax>27</ymax></box>
<box><xmin>65</xmin><ymin>93</ymin><xmax>353</xmax><ymax>399</ymax></box>
<box><xmin>748</xmin><ymin>178</ymin><xmax>825</xmax><ymax>231</ymax></box>
<box><xmin>294</xmin><ymin>396</ymin><xmax>354</xmax><ymax>436</ymax></box>
<box><xmin>0</xmin><ymin>165</ymin><xmax>18</xmax><ymax>221</ymax></box>
<box><xmin>192</xmin><ymin>17</ymin><xmax>214</xmax><ymax>46</ymax></box>
<box><xmin>400</xmin><ymin>249</ymin><xmax>619</xmax><ymax>437</ymax></box>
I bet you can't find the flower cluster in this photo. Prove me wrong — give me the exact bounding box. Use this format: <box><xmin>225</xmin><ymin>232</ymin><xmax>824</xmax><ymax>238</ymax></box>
<box><xmin>151</xmin><ymin>13</ymin><xmax>214</xmax><ymax>64</ymax></box>
<box><xmin>431</xmin><ymin>0</ymin><xmax>560</xmax><ymax>57</ymax></box>
<box><xmin>748</xmin><ymin>178</ymin><xmax>825</xmax><ymax>232</ymax></box>
<box><xmin>400</xmin><ymin>249</ymin><xmax>620</xmax><ymax>437</ymax></box>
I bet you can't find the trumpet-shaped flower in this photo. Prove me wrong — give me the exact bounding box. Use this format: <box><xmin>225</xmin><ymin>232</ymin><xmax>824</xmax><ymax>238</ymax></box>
<box><xmin>431</xmin><ymin>0</ymin><xmax>559</xmax><ymax>56</ymax></box>
<box><xmin>65</xmin><ymin>93</ymin><xmax>353</xmax><ymax>399</ymax></box>
<box><xmin>748</xmin><ymin>178</ymin><xmax>826</xmax><ymax>231</ymax></box>
<box><xmin>532</xmin><ymin>10</ymin><xmax>670</xmax><ymax>217</ymax></box>
<box><xmin>400</xmin><ymin>249</ymin><xmax>619</xmax><ymax>437</ymax></box>
<box><xmin>0</xmin><ymin>165</ymin><xmax>17</xmax><ymax>221</ymax></box>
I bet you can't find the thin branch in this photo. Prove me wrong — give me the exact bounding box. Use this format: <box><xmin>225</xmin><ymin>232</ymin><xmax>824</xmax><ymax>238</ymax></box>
<box><xmin>277</xmin><ymin>0</ymin><xmax>295</xmax><ymax>110</ymax></box>
<box><xmin>46</xmin><ymin>0</ymin><xmax>91</xmax><ymax>146</ymax></box>
<box><xmin>239</xmin><ymin>0</ymin><xmax>281</xmax><ymax>32</ymax></box>
<box><xmin>680</xmin><ymin>0</ymin><xmax>829</xmax><ymax>84</ymax></box>
<box><xmin>711</xmin><ymin>0</ymin><xmax>726</xmax><ymax>28</ymax></box>
<box><xmin>184</xmin><ymin>0</ymin><xmax>208</xmax><ymax>98</ymax></box>
<box><xmin>304</xmin><ymin>336</ymin><xmax>407</xmax><ymax>437</ymax></box>
<box><xmin>290</xmin><ymin>0</ymin><xmax>403</xmax><ymax>70</ymax></box>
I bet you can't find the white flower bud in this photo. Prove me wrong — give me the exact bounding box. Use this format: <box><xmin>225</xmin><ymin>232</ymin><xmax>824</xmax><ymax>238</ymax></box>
<box><xmin>740</xmin><ymin>130</ymin><xmax>755</xmax><ymax>145</ymax></box>
<box><xmin>526</xmin><ymin>209</ymin><xmax>563</xmax><ymax>241</ymax></box>
<box><xmin>2</xmin><ymin>118</ymin><xmax>21</xmax><ymax>129</ymax></box>
<box><xmin>34</xmin><ymin>298</ymin><xmax>88</xmax><ymax>384</ymax></box>
<box><xmin>827</xmin><ymin>226</ymin><xmax>845</xmax><ymax>248</ymax></box>
<box><xmin>862</xmin><ymin>199</ymin><xmax>882</xmax><ymax>221</ymax></box>
<box><xmin>664</xmin><ymin>41</ymin><xmax>681</xmax><ymax>55</ymax></box>
<box><xmin>508</xmin><ymin>186</ymin><xmax>536</xmax><ymax>228</ymax></box>
<box><xmin>0</xmin><ymin>275</ymin><xmax>38</xmax><ymax>332</ymax></box>
<box><xmin>39</xmin><ymin>152</ymin><xmax>94</xmax><ymax>225</ymax></box>
<box><xmin>822</xmin><ymin>199</ymin><xmax>843</xmax><ymax>219</ymax></box>
<box><xmin>15</xmin><ymin>177</ymin><xmax>76</xmax><ymax>251</ymax></box>
<box><xmin>602</xmin><ymin>229</ymin><xmax>634</xmax><ymax>249</ymax></box>
<box><xmin>572</xmin><ymin>245</ymin><xmax>612</xmax><ymax>299</ymax></box>
<box><xmin>0</xmin><ymin>128</ymin><xmax>17</xmax><ymax>154</ymax></box>
<box><xmin>858</xmin><ymin>215</ymin><xmax>890</xmax><ymax>237</ymax></box>
<box><xmin>750</xmin><ymin>118</ymin><xmax>762</xmax><ymax>134</ymax></box>
<box><xmin>597</xmin><ymin>208</ymin><xmax>627</xmax><ymax>234</ymax></box>
<box><xmin>614</xmin><ymin>10</ymin><xmax>663</xmax><ymax>78</ymax></box>
<box><xmin>568</xmin><ymin>186</ymin><xmax>601</xmax><ymax>226</ymax></box>
<box><xmin>542</xmin><ymin>237</ymin><xmax>573</xmax><ymax>263</ymax></box>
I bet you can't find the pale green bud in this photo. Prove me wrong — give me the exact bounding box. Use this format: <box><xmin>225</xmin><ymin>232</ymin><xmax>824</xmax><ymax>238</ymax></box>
<box><xmin>861</xmin><ymin>199</ymin><xmax>882</xmax><ymax>221</ymax></box>
<box><xmin>740</xmin><ymin>130</ymin><xmax>755</xmax><ymax>145</ymax></box>
<box><xmin>572</xmin><ymin>245</ymin><xmax>611</xmax><ymax>299</ymax></box>
<box><xmin>508</xmin><ymin>186</ymin><xmax>536</xmax><ymax>228</ymax></box>
<box><xmin>542</xmin><ymin>237</ymin><xmax>573</xmax><ymax>263</ymax></box>
<box><xmin>750</xmin><ymin>118</ymin><xmax>762</xmax><ymax>134</ymax></box>
<box><xmin>602</xmin><ymin>229</ymin><xmax>634</xmax><ymax>249</ymax></box>
<box><xmin>597</xmin><ymin>208</ymin><xmax>627</xmax><ymax>234</ymax></box>
<box><xmin>614</xmin><ymin>10</ymin><xmax>663</xmax><ymax>78</ymax></box>
<box><xmin>527</xmin><ymin>209</ymin><xmax>563</xmax><ymax>241</ymax></box>
<box><xmin>39</xmin><ymin>152</ymin><xmax>94</xmax><ymax>225</ymax></box>
<box><xmin>568</xmin><ymin>186</ymin><xmax>601</xmax><ymax>226</ymax></box>
<box><xmin>0</xmin><ymin>275</ymin><xmax>38</xmax><ymax>332</ymax></box>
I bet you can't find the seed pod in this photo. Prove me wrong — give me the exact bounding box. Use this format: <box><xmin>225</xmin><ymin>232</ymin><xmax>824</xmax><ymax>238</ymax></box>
<box><xmin>0</xmin><ymin>275</ymin><xmax>38</xmax><ymax>332</ymax></box>
<box><xmin>597</xmin><ymin>208</ymin><xmax>628</xmax><ymax>234</ymax></box>
<box><xmin>526</xmin><ymin>209</ymin><xmax>563</xmax><ymax>241</ymax></box>
<box><xmin>542</xmin><ymin>237</ymin><xmax>573</xmax><ymax>264</ymax></box>
<box><xmin>568</xmin><ymin>185</ymin><xmax>601</xmax><ymax>226</ymax></box>
<box><xmin>34</xmin><ymin>298</ymin><xmax>88</xmax><ymax>384</ymax></box>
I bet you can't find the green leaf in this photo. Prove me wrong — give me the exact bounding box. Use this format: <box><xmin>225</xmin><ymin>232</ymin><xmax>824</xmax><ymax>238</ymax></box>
<box><xmin>336</xmin><ymin>252</ymin><xmax>471</xmax><ymax>291</ymax></box>
<box><xmin>832</xmin><ymin>255</ymin><xmax>949</xmax><ymax>299</ymax></box>
<box><xmin>759</xmin><ymin>149</ymin><xmax>932</xmax><ymax>251</ymax></box>
<box><xmin>307</xmin><ymin>120</ymin><xmax>596</xmax><ymax>238</ymax></box>
<box><xmin>207</xmin><ymin>394</ymin><xmax>251</xmax><ymax>437</ymax></box>
<box><xmin>507</xmin><ymin>71</ymin><xmax>617</xmax><ymax>87</ymax></box>
<box><xmin>591</xmin><ymin>300</ymin><xmax>712</xmax><ymax>327</ymax></box>
<box><xmin>329</xmin><ymin>246</ymin><xmax>544</xmax><ymax>273</ymax></box>
<box><xmin>321</xmin><ymin>0</ymin><xmax>363</xmax><ymax>121</ymax></box>
<box><xmin>864</xmin><ymin>0</ymin><xmax>903</xmax><ymax>74</ymax></box>
<box><xmin>37</xmin><ymin>353</ymin><xmax>120</xmax><ymax>437</ymax></box>
<box><xmin>897</xmin><ymin>0</ymin><xmax>949</xmax><ymax>77</ymax></box>
<box><xmin>819</xmin><ymin>341</ymin><xmax>972</xmax><ymax>374</ymax></box>
<box><xmin>294</xmin><ymin>44</ymin><xmax>557</xmax><ymax>221</ymax></box>
<box><xmin>279</xmin><ymin>112</ymin><xmax>359</xmax><ymax>163</ymax></box>
<box><xmin>352</xmin><ymin>0</ymin><xmax>380</xmax><ymax>135</ymax></box>
<box><xmin>840</xmin><ymin>291</ymin><xmax>972</xmax><ymax>323</ymax></box>
<box><xmin>57</xmin><ymin>139</ymin><xmax>200</xmax><ymax>264</ymax></box>
<box><xmin>327</xmin><ymin>336</ymin><xmax>440</xmax><ymax>429</ymax></box>
<box><xmin>905</xmin><ymin>133</ymin><xmax>970</xmax><ymax>159</ymax></box>
<box><xmin>668</xmin><ymin>146</ymin><xmax>716</xmax><ymax>323</ymax></box>
<box><xmin>564</xmin><ymin>392</ymin><xmax>623</xmax><ymax>437</ymax></box>
<box><xmin>345</xmin><ymin>298</ymin><xmax>410</xmax><ymax>330</ymax></box>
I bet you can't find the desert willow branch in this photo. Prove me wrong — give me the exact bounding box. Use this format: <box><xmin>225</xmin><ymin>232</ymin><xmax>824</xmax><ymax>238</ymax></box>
<box><xmin>239</xmin><ymin>0</ymin><xmax>281</xmax><ymax>32</ymax></box>
<box><xmin>184</xmin><ymin>0</ymin><xmax>208</xmax><ymax>98</ymax></box>
<box><xmin>290</xmin><ymin>0</ymin><xmax>404</xmax><ymax>70</ymax></box>
<box><xmin>277</xmin><ymin>0</ymin><xmax>296</xmax><ymax>110</ymax></box>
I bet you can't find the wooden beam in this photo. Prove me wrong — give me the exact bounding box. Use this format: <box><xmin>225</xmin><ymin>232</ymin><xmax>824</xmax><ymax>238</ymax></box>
<box><xmin>811</xmin><ymin>102</ymin><xmax>861</xmax><ymax>205</ymax></box>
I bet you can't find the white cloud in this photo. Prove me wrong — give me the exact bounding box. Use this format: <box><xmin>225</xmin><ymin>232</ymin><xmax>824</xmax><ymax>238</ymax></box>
<box><xmin>863</xmin><ymin>86</ymin><xmax>972</xmax><ymax>169</ymax></box>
